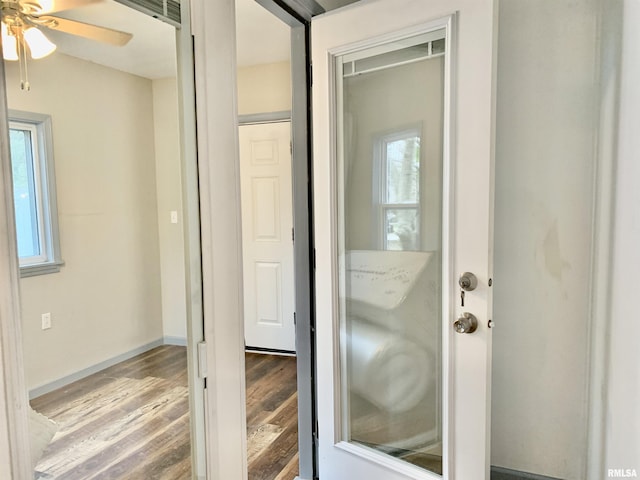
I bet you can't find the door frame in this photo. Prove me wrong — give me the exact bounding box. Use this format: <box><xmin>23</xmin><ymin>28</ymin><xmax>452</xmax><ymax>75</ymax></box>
<box><xmin>175</xmin><ymin>1</ymin><xmax>208</xmax><ymax>477</ymax></box>
<box><xmin>0</xmin><ymin>54</ymin><xmax>32</xmax><ymax>480</ymax></box>
<box><xmin>190</xmin><ymin>1</ymin><xmax>247</xmax><ymax>477</ymax></box>
<box><xmin>255</xmin><ymin>5</ymin><xmax>320</xmax><ymax>477</ymax></box>
<box><xmin>192</xmin><ymin>0</ymin><xmax>319</xmax><ymax>478</ymax></box>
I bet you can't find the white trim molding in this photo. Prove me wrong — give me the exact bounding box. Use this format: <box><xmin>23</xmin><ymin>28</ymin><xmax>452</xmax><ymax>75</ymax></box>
<box><xmin>585</xmin><ymin>2</ymin><xmax>622</xmax><ymax>479</ymax></box>
<box><xmin>191</xmin><ymin>1</ymin><xmax>248</xmax><ymax>479</ymax></box>
<box><xmin>238</xmin><ymin>110</ymin><xmax>291</xmax><ymax>125</ymax></box>
<box><xmin>164</xmin><ymin>336</ymin><xmax>188</xmax><ymax>346</ymax></box>
<box><xmin>603</xmin><ymin>0</ymin><xmax>640</xmax><ymax>473</ymax></box>
<box><xmin>0</xmin><ymin>54</ymin><xmax>33</xmax><ymax>479</ymax></box>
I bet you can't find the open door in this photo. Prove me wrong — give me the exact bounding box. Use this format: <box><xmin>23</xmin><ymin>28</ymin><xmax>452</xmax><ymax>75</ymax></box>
<box><xmin>312</xmin><ymin>0</ymin><xmax>497</xmax><ymax>478</ymax></box>
<box><xmin>239</xmin><ymin>121</ymin><xmax>296</xmax><ymax>353</ymax></box>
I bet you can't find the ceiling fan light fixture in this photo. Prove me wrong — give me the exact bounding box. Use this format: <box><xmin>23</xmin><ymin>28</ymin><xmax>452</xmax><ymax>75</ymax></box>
<box><xmin>1</xmin><ymin>23</ymin><xmax>19</xmax><ymax>61</ymax></box>
<box><xmin>23</xmin><ymin>27</ymin><xmax>56</xmax><ymax>59</ymax></box>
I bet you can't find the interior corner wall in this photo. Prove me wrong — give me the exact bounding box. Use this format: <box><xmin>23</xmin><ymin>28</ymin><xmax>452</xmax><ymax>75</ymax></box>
<box><xmin>6</xmin><ymin>53</ymin><xmax>164</xmax><ymax>391</ymax></box>
<box><xmin>491</xmin><ymin>0</ymin><xmax>600</xmax><ymax>478</ymax></box>
<box><xmin>605</xmin><ymin>0</ymin><xmax>640</xmax><ymax>471</ymax></box>
<box><xmin>237</xmin><ymin>61</ymin><xmax>291</xmax><ymax>115</ymax></box>
<box><xmin>152</xmin><ymin>77</ymin><xmax>187</xmax><ymax>341</ymax></box>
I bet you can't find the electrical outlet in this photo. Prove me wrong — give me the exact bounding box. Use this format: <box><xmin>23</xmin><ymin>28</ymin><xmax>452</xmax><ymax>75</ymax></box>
<box><xmin>41</xmin><ymin>312</ymin><xmax>51</xmax><ymax>330</ymax></box>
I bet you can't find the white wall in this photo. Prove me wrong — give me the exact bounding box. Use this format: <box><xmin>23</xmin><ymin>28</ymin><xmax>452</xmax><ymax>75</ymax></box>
<box><xmin>237</xmin><ymin>61</ymin><xmax>291</xmax><ymax>115</ymax></box>
<box><xmin>6</xmin><ymin>53</ymin><xmax>164</xmax><ymax>390</ymax></box>
<box><xmin>152</xmin><ymin>77</ymin><xmax>187</xmax><ymax>341</ymax></box>
<box><xmin>605</xmin><ymin>0</ymin><xmax>640</xmax><ymax>472</ymax></box>
<box><xmin>491</xmin><ymin>0</ymin><xmax>600</xmax><ymax>477</ymax></box>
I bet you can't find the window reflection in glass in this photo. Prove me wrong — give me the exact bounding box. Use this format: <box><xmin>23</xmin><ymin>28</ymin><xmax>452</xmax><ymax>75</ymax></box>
<box><xmin>378</xmin><ymin>132</ymin><xmax>421</xmax><ymax>251</ymax></box>
<box><xmin>385</xmin><ymin>136</ymin><xmax>420</xmax><ymax>204</ymax></box>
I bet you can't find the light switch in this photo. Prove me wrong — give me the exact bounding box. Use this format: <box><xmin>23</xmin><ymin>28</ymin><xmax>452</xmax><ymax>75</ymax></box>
<box><xmin>170</xmin><ymin>211</ymin><xmax>178</xmax><ymax>224</ymax></box>
<box><xmin>41</xmin><ymin>313</ymin><xmax>51</xmax><ymax>330</ymax></box>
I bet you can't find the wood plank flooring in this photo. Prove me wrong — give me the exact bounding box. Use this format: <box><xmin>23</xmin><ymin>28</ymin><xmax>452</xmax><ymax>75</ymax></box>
<box><xmin>30</xmin><ymin>346</ymin><xmax>298</xmax><ymax>480</ymax></box>
<box><xmin>245</xmin><ymin>352</ymin><xmax>298</xmax><ymax>480</ymax></box>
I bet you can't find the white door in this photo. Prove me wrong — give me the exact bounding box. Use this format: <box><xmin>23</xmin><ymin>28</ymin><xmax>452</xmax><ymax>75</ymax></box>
<box><xmin>312</xmin><ymin>0</ymin><xmax>496</xmax><ymax>479</ymax></box>
<box><xmin>239</xmin><ymin>121</ymin><xmax>296</xmax><ymax>352</ymax></box>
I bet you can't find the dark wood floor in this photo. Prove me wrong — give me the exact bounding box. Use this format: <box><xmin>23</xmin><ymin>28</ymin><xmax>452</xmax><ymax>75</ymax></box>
<box><xmin>245</xmin><ymin>352</ymin><xmax>298</xmax><ymax>480</ymax></box>
<box><xmin>31</xmin><ymin>345</ymin><xmax>298</xmax><ymax>480</ymax></box>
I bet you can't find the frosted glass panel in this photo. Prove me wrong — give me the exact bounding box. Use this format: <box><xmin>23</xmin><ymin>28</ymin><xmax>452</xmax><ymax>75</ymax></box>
<box><xmin>337</xmin><ymin>29</ymin><xmax>445</xmax><ymax>475</ymax></box>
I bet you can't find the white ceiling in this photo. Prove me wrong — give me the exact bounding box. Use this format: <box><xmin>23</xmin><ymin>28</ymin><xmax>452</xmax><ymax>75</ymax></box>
<box><xmin>235</xmin><ymin>0</ymin><xmax>291</xmax><ymax>68</ymax></box>
<box><xmin>47</xmin><ymin>0</ymin><xmax>293</xmax><ymax>79</ymax></box>
<box><xmin>47</xmin><ymin>0</ymin><xmax>177</xmax><ymax>79</ymax></box>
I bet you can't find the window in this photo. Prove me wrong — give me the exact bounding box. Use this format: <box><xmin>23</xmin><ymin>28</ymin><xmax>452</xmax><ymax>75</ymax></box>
<box><xmin>374</xmin><ymin>128</ymin><xmax>421</xmax><ymax>251</ymax></box>
<box><xmin>9</xmin><ymin>110</ymin><xmax>62</xmax><ymax>277</ymax></box>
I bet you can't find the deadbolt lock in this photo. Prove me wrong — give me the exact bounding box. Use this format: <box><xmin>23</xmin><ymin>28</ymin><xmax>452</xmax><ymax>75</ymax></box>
<box><xmin>458</xmin><ymin>272</ymin><xmax>478</xmax><ymax>291</ymax></box>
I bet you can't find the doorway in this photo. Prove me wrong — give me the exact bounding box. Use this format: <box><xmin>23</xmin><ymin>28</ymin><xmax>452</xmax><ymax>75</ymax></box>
<box><xmin>235</xmin><ymin>1</ymin><xmax>304</xmax><ymax>477</ymax></box>
<box><xmin>0</xmin><ymin>0</ymin><xmax>205</xmax><ymax>477</ymax></box>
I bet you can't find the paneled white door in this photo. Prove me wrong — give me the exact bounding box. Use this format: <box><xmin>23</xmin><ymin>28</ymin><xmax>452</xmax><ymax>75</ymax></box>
<box><xmin>239</xmin><ymin>121</ymin><xmax>296</xmax><ymax>352</ymax></box>
<box><xmin>312</xmin><ymin>0</ymin><xmax>497</xmax><ymax>478</ymax></box>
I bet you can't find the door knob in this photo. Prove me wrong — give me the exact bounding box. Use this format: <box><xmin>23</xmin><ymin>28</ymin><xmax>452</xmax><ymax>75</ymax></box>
<box><xmin>454</xmin><ymin>312</ymin><xmax>478</xmax><ymax>334</ymax></box>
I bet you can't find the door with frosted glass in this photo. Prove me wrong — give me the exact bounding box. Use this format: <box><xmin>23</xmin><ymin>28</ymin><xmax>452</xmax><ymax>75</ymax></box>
<box><xmin>313</xmin><ymin>1</ymin><xmax>497</xmax><ymax>478</ymax></box>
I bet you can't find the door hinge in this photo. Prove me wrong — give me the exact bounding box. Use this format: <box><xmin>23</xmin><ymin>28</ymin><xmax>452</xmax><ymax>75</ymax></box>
<box><xmin>197</xmin><ymin>341</ymin><xmax>208</xmax><ymax>380</ymax></box>
<box><xmin>294</xmin><ymin>312</ymin><xmax>297</xmax><ymax>326</ymax></box>
<box><xmin>292</xmin><ymin>227</ymin><xmax>295</xmax><ymax>243</ymax></box>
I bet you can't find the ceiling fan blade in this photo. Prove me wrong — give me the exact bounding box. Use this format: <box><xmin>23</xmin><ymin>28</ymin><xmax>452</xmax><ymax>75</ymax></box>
<box><xmin>40</xmin><ymin>16</ymin><xmax>133</xmax><ymax>46</ymax></box>
<box><xmin>31</xmin><ymin>0</ymin><xmax>104</xmax><ymax>15</ymax></box>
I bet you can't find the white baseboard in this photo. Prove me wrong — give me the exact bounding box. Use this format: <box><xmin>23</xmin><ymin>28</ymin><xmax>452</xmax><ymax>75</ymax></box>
<box><xmin>29</xmin><ymin>338</ymin><xmax>168</xmax><ymax>400</ymax></box>
<box><xmin>491</xmin><ymin>466</ymin><xmax>561</xmax><ymax>480</ymax></box>
<box><xmin>163</xmin><ymin>336</ymin><xmax>188</xmax><ymax>346</ymax></box>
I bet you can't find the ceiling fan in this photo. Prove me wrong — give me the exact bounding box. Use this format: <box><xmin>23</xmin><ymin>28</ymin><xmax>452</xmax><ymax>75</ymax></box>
<box><xmin>1</xmin><ymin>0</ymin><xmax>133</xmax><ymax>89</ymax></box>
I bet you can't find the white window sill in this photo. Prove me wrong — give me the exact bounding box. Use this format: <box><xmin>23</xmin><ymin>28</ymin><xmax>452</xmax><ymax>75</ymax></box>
<box><xmin>19</xmin><ymin>260</ymin><xmax>65</xmax><ymax>278</ymax></box>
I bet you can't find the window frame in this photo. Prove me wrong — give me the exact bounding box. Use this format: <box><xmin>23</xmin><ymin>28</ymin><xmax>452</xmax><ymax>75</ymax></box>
<box><xmin>372</xmin><ymin>125</ymin><xmax>422</xmax><ymax>251</ymax></box>
<box><xmin>9</xmin><ymin>109</ymin><xmax>63</xmax><ymax>277</ymax></box>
